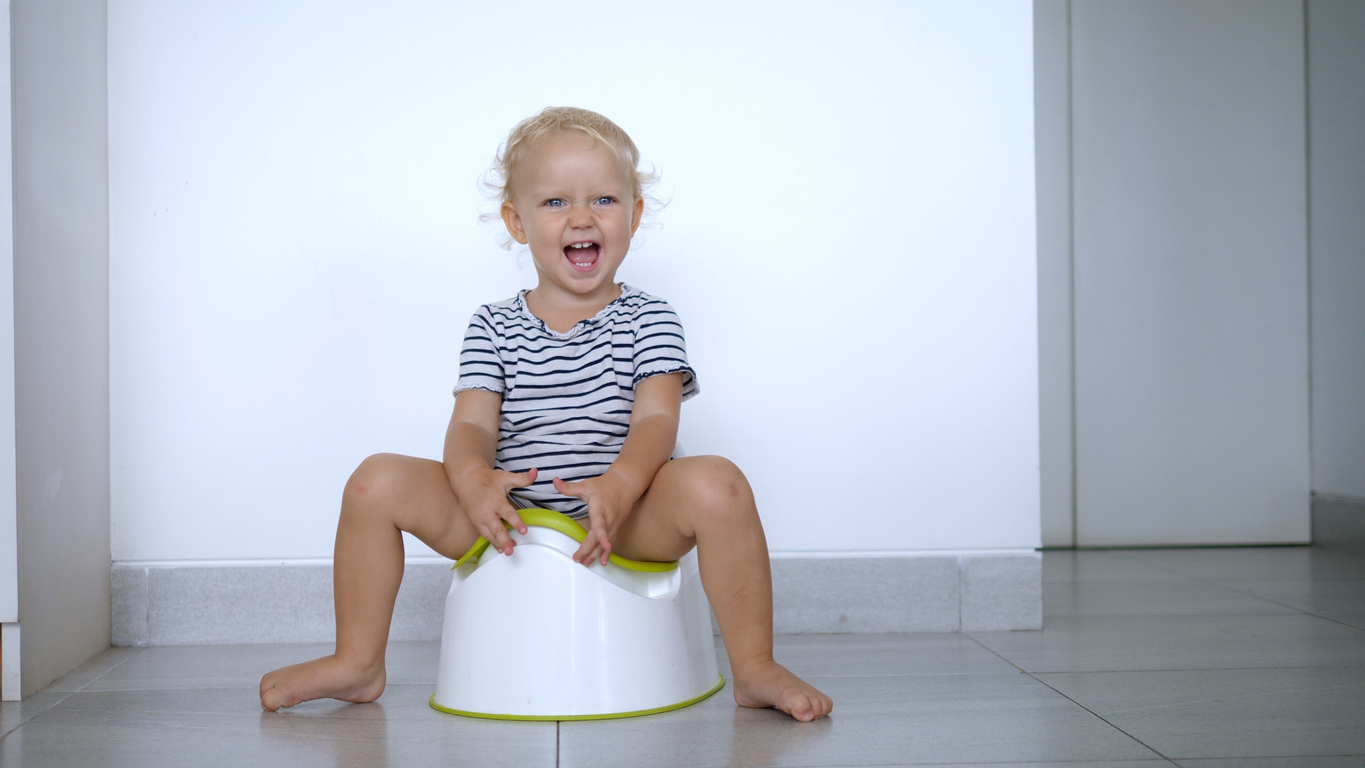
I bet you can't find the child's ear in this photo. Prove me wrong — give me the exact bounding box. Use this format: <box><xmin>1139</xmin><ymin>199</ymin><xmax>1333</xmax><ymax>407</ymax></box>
<box><xmin>630</xmin><ymin>197</ymin><xmax>644</xmax><ymax>236</ymax></box>
<box><xmin>501</xmin><ymin>201</ymin><xmax>529</xmax><ymax>245</ymax></box>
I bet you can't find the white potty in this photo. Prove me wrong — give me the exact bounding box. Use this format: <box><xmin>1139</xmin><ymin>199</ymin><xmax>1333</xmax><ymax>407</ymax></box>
<box><xmin>430</xmin><ymin>509</ymin><xmax>724</xmax><ymax>720</ymax></box>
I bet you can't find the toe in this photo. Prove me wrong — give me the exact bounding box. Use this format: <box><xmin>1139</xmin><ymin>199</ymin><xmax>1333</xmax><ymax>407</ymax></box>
<box><xmin>785</xmin><ymin>691</ymin><xmax>814</xmax><ymax>722</ymax></box>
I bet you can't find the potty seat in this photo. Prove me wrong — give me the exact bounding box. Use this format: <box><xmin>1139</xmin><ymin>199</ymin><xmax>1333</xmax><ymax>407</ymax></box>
<box><xmin>430</xmin><ymin>509</ymin><xmax>724</xmax><ymax>720</ymax></box>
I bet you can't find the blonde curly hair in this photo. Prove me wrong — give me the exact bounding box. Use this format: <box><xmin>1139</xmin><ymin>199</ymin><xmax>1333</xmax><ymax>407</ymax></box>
<box><xmin>481</xmin><ymin>107</ymin><xmax>660</xmax><ymax>244</ymax></box>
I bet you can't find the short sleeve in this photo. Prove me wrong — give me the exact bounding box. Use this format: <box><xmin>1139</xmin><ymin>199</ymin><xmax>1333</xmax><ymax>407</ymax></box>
<box><xmin>632</xmin><ymin>299</ymin><xmax>700</xmax><ymax>401</ymax></box>
<box><xmin>453</xmin><ymin>308</ymin><xmax>506</xmax><ymax>396</ymax></box>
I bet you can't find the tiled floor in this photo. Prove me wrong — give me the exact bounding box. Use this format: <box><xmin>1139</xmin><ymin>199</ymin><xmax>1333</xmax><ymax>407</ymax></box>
<box><xmin>4</xmin><ymin>547</ymin><xmax>1365</xmax><ymax>767</ymax></box>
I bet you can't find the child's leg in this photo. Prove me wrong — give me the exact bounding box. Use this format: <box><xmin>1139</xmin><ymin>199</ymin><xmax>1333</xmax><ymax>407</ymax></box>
<box><xmin>259</xmin><ymin>453</ymin><xmax>478</xmax><ymax>711</ymax></box>
<box><xmin>612</xmin><ymin>456</ymin><xmax>834</xmax><ymax>722</ymax></box>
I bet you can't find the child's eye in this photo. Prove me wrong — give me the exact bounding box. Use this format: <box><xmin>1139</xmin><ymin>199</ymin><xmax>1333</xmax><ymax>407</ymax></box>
<box><xmin>594</xmin><ymin>197</ymin><xmax>615</xmax><ymax>205</ymax></box>
<box><xmin>543</xmin><ymin>198</ymin><xmax>565</xmax><ymax>207</ymax></box>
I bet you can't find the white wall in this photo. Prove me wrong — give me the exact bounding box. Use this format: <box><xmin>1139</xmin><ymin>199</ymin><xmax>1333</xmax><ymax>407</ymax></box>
<box><xmin>109</xmin><ymin>1</ymin><xmax>1039</xmax><ymax>563</ymax></box>
<box><xmin>12</xmin><ymin>0</ymin><xmax>111</xmax><ymax>697</ymax></box>
<box><xmin>1069</xmin><ymin>0</ymin><xmax>1310</xmax><ymax>546</ymax></box>
<box><xmin>1308</xmin><ymin>0</ymin><xmax>1365</xmax><ymax>501</ymax></box>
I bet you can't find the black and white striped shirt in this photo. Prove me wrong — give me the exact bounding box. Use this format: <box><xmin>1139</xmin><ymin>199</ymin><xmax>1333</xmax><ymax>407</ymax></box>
<box><xmin>453</xmin><ymin>284</ymin><xmax>698</xmax><ymax>518</ymax></box>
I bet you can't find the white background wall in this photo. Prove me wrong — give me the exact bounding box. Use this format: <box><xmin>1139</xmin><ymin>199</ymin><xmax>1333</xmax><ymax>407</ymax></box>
<box><xmin>109</xmin><ymin>0</ymin><xmax>1039</xmax><ymax>563</ymax></box>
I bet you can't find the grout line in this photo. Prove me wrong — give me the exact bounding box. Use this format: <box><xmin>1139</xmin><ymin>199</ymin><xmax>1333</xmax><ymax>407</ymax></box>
<box><xmin>1111</xmin><ymin>553</ymin><xmax>1365</xmax><ymax>630</ymax></box>
<box><xmin>1027</xmin><ymin>673</ymin><xmax>1178</xmax><ymax>764</ymax></box>
<box><xmin>960</xmin><ymin>632</ymin><xmax>1028</xmax><ymax>674</ymax></box>
<box><xmin>73</xmin><ymin>647</ymin><xmax>145</xmax><ymax>693</ymax></box>
<box><xmin>142</xmin><ymin>566</ymin><xmax>150</xmax><ymax>648</ymax></box>
<box><xmin>954</xmin><ymin>655</ymin><xmax>1365</xmax><ymax>675</ymax></box>
<box><xmin>1192</xmin><ymin>583</ymin><xmax>1365</xmax><ymax>632</ymax></box>
<box><xmin>956</xmin><ymin>558</ymin><xmax>963</xmax><ymax>632</ymax></box>
<box><xmin>0</xmin><ymin>690</ymin><xmax>76</xmax><ymax>741</ymax></box>
<box><xmin>965</xmin><ymin>603</ymin><xmax>1179</xmax><ymax>765</ymax></box>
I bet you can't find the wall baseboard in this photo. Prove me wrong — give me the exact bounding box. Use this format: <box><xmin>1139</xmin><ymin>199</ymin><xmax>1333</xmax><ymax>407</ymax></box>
<box><xmin>111</xmin><ymin>552</ymin><xmax>1041</xmax><ymax>647</ymax></box>
<box><xmin>1313</xmin><ymin>493</ymin><xmax>1365</xmax><ymax>552</ymax></box>
<box><xmin>1</xmin><ymin>623</ymin><xmax>19</xmax><ymax>701</ymax></box>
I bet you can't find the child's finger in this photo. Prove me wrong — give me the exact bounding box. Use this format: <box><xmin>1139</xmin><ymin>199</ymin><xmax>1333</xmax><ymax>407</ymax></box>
<box><xmin>579</xmin><ymin>533</ymin><xmax>607</xmax><ymax>567</ymax></box>
<box><xmin>552</xmin><ymin>476</ymin><xmax>585</xmax><ymax>500</ymax></box>
<box><xmin>572</xmin><ymin>532</ymin><xmax>597</xmax><ymax>564</ymax></box>
<box><xmin>485</xmin><ymin>520</ymin><xmax>515</xmax><ymax>555</ymax></box>
<box><xmin>502</xmin><ymin>507</ymin><xmax>528</xmax><ymax>535</ymax></box>
<box><xmin>591</xmin><ymin>521</ymin><xmax>612</xmax><ymax>550</ymax></box>
<box><xmin>504</xmin><ymin>467</ymin><xmax>538</xmax><ymax>490</ymax></box>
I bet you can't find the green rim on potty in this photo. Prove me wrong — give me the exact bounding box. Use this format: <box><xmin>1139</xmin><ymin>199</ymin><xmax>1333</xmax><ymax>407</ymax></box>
<box><xmin>451</xmin><ymin>507</ymin><xmax>679</xmax><ymax>573</ymax></box>
<box><xmin>432</xmin><ymin>508</ymin><xmax>724</xmax><ymax>720</ymax></box>
<box><xmin>428</xmin><ymin>675</ymin><xmax>726</xmax><ymax>721</ymax></box>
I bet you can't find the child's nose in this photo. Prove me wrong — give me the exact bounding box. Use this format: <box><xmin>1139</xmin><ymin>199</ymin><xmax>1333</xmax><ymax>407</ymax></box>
<box><xmin>569</xmin><ymin>202</ymin><xmax>593</xmax><ymax>227</ymax></box>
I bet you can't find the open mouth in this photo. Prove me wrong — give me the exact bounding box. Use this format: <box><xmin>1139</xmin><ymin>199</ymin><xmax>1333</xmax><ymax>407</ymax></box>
<box><xmin>564</xmin><ymin>241</ymin><xmax>600</xmax><ymax>272</ymax></box>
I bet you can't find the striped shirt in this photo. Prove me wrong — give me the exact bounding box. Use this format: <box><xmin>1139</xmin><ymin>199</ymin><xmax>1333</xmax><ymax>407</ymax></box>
<box><xmin>453</xmin><ymin>284</ymin><xmax>698</xmax><ymax>518</ymax></box>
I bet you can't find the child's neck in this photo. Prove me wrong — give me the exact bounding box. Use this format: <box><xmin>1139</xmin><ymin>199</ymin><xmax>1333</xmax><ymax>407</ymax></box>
<box><xmin>524</xmin><ymin>282</ymin><xmax>623</xmax><ymax>334</ymax></box>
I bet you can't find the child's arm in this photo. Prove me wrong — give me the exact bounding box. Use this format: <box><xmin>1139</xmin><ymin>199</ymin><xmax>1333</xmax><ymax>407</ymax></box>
<box><xmin>443</xmin><ymin>388</ymin><xmax>536</xmax><ymax>556</ymax></box>
<box><xmin>553</xmin><ymin>372</ymin><xmax>684</xmax><ymax>565</ymax></box>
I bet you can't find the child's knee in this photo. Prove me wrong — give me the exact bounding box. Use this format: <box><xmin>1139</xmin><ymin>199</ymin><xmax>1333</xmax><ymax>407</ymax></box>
<box><xmin>344</xmin><ymin>453</ymin><xmax>405</xmax><ymax>506</ymax></box>
<box><xmin>681</xmin><ymin>455</ymin><xmax>754</xmax><ymax>518</ymax></box>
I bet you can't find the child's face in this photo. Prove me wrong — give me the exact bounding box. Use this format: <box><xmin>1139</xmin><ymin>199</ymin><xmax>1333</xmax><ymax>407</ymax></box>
<box><xmin>501</xmin><ymin>132</ymin><xmax>644</xmax><ymax>303</ymax></box>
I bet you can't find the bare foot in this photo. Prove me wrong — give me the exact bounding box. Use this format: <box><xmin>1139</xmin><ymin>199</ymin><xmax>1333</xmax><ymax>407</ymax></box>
<box><xmin>732</xmin><ymin>659</ymin><xmax>833</xmax><ymax>722</ymax></box>
<box><xmin>259</xmin><ymin>654</ymin><xmax>386</xmax><ymax>711</ymax></box>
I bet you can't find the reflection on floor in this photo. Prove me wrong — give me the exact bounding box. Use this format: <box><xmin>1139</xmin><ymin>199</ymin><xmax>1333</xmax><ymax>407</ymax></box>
<box><xmin>4</xmin><ymin>547</ymin><xmax>1365</xmax><ymax>767</ymax></box>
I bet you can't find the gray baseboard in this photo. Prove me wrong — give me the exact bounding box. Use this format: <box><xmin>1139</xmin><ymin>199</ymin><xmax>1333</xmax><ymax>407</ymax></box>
<box><xmin>111</xmin><ymin>552</ymin><xmax>1041</xmax><ymax>647</ymax></box>
<box><xmin>1313</xmin><ymin>493</ymin><xmax>1365</xmax><ymax>552</ymax></box>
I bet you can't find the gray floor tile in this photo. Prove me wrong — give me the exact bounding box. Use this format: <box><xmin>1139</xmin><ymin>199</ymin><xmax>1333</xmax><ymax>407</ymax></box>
<box><xmin>11</xmin><ymin>546</ymin><xmax>1365</xmax><ymax>767</ymax></box>
<box><xmin>872</xmin><ymin>763</ymin><xmax>1177</xmax><ymax>768</ymax></box>
<box><xmin>45</xmin><ymin>681</ymin><xmax>468</xmax><ymax>722</ymax></box>
<box><xmin>1044</xmin><ymin>550</ymin><xmax>1190</xmax><ymax>583</ymax></box>
<box><xmin>1176</xmin><ymin>758</ymin><xmax>1365</xmax><ymax>767</ymax></box>
<box><xmin>1214</xmin><ymin>577</ymin><xmax>1365</xmax><ymax>616</ymax></box>
<box><xmin>40</xmin><ymin>646</ymin><xmax>142</xmax><ymax>692</ymax></box>
<box><xmin>559</xmin><ymin>674</ymin><xmax>1161</xmax><ymax>767</ymax></box>
<box><xmin>1044</xmin><ymin>579</ymin><xmax>1296</xmax><ymax>619</ymax></box>
<box><xmin>39</xmin><ymin>682</ymin><xmax>445</xmax><ymax>720</ymax></box>
<box><xmin>1319</xmin><ymin>612</ymin><xmax>1365</xmax><ymax>630</ymax></box>
<box><xmin>1</xmin><ymin>702</ymin><xmax>556</xmax><ymax>768</ymax></box>
<box><xmin>6</xmin><ymin>682</ymin><xmax>554</xmax><ymax>767</ymax></box>
<box><xmin>1037</xmin><ymin>667</ymin><xmax>1365</xmax><ymax>759</ymax></box>
<box><xmin>715</xmin><ymin>633</ymin><xmax>1019</xmax><ymax>678</ymax></box>
<box><xmin>684</xmin><ymin>762</ymin><xmax>1179</xmax><ymax>768</ymax></box>
<box><xmin>0</xmin><ymin>692</ymin><xmax>70</xmax><ymax>740</ymax></box>
<box><xmin>1117</xmin><ymin>548</ymin><xmax>1365</xmax><ymax>581</ymax></box>
<box><xmin>969</xmin><ymin>613</ymin><xmax>1365</xmax><ymax>673</ymax></box>
<box><xmin>82</xmin><ymin>641</ymin><xmax>439</xmax><ymax>691</ymax></box>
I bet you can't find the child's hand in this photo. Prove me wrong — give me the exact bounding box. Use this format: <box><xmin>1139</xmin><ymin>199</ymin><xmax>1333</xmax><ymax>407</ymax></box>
<box><xmin>458</xmin><ymin>467</ymin><xmax>537</xmax><ymax>556</ymax></box>
<box><xmin>553</xmin><ymin>473</ymin><xmax>637</xmax><ymax>566</ymax></box>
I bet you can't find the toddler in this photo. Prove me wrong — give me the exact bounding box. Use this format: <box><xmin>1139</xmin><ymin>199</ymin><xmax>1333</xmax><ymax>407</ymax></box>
<box><xmin>259</xmin><ymin>107</ymin><xmax>833</xmax><ymax>722</ymax></box>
